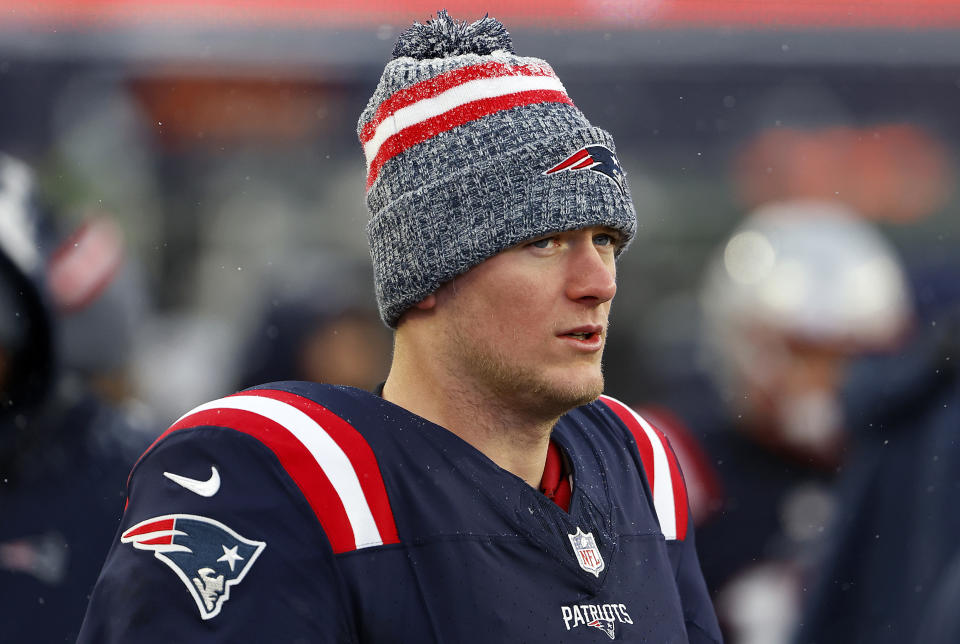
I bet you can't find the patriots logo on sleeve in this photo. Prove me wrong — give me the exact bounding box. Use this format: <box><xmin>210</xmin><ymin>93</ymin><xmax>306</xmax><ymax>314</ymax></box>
<box><xmin>121</xmin><ymin>514</ymin><xmax>266</xmax><ymax>620</ymax></box>
<box><xmin>543</xmin><ymin>144</ymin><xmax>626</xmax><ymax>195</ymax></box>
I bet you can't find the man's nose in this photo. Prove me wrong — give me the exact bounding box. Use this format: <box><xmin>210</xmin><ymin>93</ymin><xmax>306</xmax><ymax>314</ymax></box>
<box><xmin>566</xmin><ymin>241</ymin><xmax>617</xmax><ymax>305</ymax></box>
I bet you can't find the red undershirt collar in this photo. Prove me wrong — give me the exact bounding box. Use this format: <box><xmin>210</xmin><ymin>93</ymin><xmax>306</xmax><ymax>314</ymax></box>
<box><xmin>539</xmin><ymin>439</ymin><xmax>572</xmax><ymax>512</ymax></box>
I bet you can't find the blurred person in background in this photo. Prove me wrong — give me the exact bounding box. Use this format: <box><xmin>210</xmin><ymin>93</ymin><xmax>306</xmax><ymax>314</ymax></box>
<box><xmin>796</xmin><ymin>277</ymin><xmax>959</xmax><ymax>644</ymax></box>
<box><xmin>658</xmin><ymin>200</ymin><xmax>913</xmax><ymax>644</ymax></box>
<box><xmin>0</xmin><ymin>153</ymin><xmax>151</xmax><ymax>641</ymax></box>
<box><xmin>234</xmin><ymin>255</ymin><xmax>390</xmax><ymax>392</ymax></box>
<box><xmin>49</xmin><ymin>213</ymin><xmax>159</xmax><ymax>442</ymax></box>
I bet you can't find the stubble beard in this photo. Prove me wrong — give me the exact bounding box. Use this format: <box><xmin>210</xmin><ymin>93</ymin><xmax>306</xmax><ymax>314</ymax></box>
<box><xmin>448</xmin><ymin>324</ymin><xmax>605</xmax><ymax>421</ymax></box>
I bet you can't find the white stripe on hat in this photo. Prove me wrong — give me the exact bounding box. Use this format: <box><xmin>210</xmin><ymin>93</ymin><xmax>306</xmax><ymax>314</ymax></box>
<box><xmin>175</xmin><ymin>395</ymin><xmax>384</xmax><ymax>549</ymax></box>
<box><xmin>362</xmin><ymin>74</ymin><xmax>567</xmax><ymax>170</ymax></box>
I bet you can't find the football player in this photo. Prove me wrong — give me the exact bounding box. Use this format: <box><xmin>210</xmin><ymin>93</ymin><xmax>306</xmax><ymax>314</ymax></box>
<box><xmin>79</xmin><ymin>12</ymin><xmax>722</xmax><ymax>643</ymax></box>
<box><xmin>0</xmin><ymin>153</ymin><xmax>152</xmax><ymax>642</ymax></box>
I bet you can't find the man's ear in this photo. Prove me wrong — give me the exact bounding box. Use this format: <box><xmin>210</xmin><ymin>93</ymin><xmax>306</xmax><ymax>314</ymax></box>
<box><xmin>394</xmin><ymin>293</ymin><xmax>438</xmax><ymax>328</ymax></box>
<box><xmin>413</xmin><ymin>293</ymin><xmax>437</xmax><ymax>310</ymax></box>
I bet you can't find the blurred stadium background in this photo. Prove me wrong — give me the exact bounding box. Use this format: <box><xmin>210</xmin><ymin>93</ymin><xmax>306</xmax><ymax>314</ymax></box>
<box><xmin>0</xmin><ymin>0</ymin><xmax>957</xmax><ymax>418</ymax></box>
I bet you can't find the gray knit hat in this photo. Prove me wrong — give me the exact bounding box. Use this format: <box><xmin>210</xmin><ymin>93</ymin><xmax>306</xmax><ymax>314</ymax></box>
<box><xmin>359</xmin><ymin>11</ymin><xmax>637</xmax><ymax>327</ymax></box>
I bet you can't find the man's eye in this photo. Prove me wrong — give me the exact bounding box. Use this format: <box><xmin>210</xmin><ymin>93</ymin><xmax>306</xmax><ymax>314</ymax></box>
<box><xmin>594</xmin><ymin>233</ymin><xmax>618</xmax><ymax>247</ymax></box>
<box><xmin>529</xmin><ymin>237</ymin><xmax>554</xmax><ymax>249</ymax></box>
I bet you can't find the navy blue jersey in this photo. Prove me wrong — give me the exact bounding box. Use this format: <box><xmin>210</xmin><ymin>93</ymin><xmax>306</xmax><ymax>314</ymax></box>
<box><xmin>79</xmin><ymin>383</ymin><xmax>721</xmax><ymax>643</ymax></box>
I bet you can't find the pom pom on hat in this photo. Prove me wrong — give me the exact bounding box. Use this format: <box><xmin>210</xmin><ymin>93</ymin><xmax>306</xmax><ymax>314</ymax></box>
<box><xmin>392</xmin><ymin>10</ymin><xmax>514</xmax><ymax>60</ymax></box>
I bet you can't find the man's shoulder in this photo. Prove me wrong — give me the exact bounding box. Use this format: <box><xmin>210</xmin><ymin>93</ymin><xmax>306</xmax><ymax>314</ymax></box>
<box><xmin>565</xmin><ymin>394</ymin><xmax>651</xmax><ymax>439</ymax></box>
<box><xmin>566</xmin><ymin>394</ymin><xmax>691</xmax><ymax>542</ymax></box>
<box><xmin>127</xmin><ymin>381</ymin><xmax>403</xmax><ymax>555</ymax></box>
<box><xmin>137</xmin><ymin>382</ymin><xmax>402</xmax><ymax>483</ymax></box>
<box><xmin>244</xmin><ymin>380</ymin><xmax>381</xmax><ymax>412</ymax></box>
<box><xmin>159</xmin><ymin>381</ymin><xmax>386</xmax><ymax>441</ymax></box>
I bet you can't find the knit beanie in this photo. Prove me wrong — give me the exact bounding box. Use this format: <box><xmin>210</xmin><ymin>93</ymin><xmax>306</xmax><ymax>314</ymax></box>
<box><xmin>359</xmin><ymin>11</ymin><xmax>637</xmax><ymax>327</ymax></box>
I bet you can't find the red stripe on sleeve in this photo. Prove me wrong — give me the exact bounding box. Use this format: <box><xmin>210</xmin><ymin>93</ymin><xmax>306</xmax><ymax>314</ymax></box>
<box><xmin>243</xmin><ymin>389</ymin><xmax>400</xmax><ymax>547</ymax></box>
<box><xmin>601</xmin><ymin>395</ymin><xmax>691</xmax><ymax>541</ymax></box>
<box><xmin>638</xmin><ymin>405</ymin><xmax>724</xmax><ymax>527</ymax></box>
<box><xmin>366</xmin><ymin>89</ymin><xmax>573</xmax><ymax>188</ymax></box>
<box><xmin>166</xmin><ymin>407</ymin><xmax>358</xmax><ymax>554</ymax></box>
<box><xmin>599</xmin><ymin>396</ymin><xmax>656</xmax><ymax>493</ymax></box>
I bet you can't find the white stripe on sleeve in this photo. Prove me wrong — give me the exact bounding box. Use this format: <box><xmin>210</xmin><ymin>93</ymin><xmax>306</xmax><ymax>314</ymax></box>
<box><xmin>176</xmin><ymin>395</ymin><xmax>383</xmax><ymax>549</ymax></box>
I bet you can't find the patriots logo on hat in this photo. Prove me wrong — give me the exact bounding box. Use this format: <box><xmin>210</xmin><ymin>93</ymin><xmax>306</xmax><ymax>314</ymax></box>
<box><xmin>543</xmin><ymin>145</ymin><xmax>626</xmax><ymax>196</ymax></box>
<box><xmin>121</xmin><ymin>514</ymin><xmax>266</xmax><ymax>620</ymax></box>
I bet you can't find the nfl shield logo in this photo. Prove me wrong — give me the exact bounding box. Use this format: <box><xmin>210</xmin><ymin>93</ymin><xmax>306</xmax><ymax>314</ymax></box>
<box><xmin>568</xmin><ymin>527</ymin><xmax>605</xmax><ymax>577</ymax></box>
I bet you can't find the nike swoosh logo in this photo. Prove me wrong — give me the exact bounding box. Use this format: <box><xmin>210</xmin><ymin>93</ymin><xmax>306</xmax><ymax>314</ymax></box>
<box><xmin>163</xmin><ymin>466</ymin><xmax>221</xmax><ymax>497</ymax></box>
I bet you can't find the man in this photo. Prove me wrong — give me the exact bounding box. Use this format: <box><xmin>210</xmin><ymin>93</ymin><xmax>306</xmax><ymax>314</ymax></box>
<box><xmin>683</xmin><ymin>200</ymin><xmax>912</xmax><ymax>642</ymax></box>
<box><xmin>79</xmin><ymin>11</ymin><xmax>721</xmax><ymax>642</ymax></box>
<box><xmin>0</xmin><ymin>153</ymin><xmax>150</xmax><ymax>642</ymax></box>
<box><xmin>797</xmin><ymin>294</ymin><xmax>958</xmax><ymax>644</ymax></box>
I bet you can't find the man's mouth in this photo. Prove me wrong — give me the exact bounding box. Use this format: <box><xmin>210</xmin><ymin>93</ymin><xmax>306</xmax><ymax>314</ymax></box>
<box><xmin>560</xmin><ymin>326</ymin><xmax>604</xmax><ymax>343</ymax></box>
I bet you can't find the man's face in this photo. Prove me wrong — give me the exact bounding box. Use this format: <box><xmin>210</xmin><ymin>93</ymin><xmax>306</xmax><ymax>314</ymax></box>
<box><xmin>733</xmin><ymin>326</ymin><xmax>850</xmax><ymax>465</ymax></box>
<box><xmin>431</xmin><ymin>226</ymin><xmax>620</xmax><ymax>419</ymax></box>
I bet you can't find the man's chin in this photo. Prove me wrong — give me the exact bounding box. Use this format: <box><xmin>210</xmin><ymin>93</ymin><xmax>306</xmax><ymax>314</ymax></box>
<box><xmin>529</xmin><ymin>371</ymin><xmax>605</xmax><ymax>418</ymax></box>
<box><xmin>453</xmin><ymin>337</ymin><xmax>606</xmax><ymax>418</ymax></box>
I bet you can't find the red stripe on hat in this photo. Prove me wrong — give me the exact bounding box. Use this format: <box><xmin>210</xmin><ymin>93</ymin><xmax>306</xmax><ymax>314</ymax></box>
<box><xmin>544</xmin><ymin>148</ymin><xmax>590</xmax><ymax>174</ymax></box>
<box><xmin>165</xmin><ymin>407</ymin><xmax>357</xmax><ymax>554</ymax></box>
<box><xmin>359</xmin><ymin>61</ymin><xmax>556</xmax><ymax>144</ymax></box>
<box><xmin>366</xmin><ymin>88</ymin><xmax>573</xmax><ymax>189</ymax></box>
<box><xmin>245</xmin><ymin>389</ymin><xmax>400</xmax><ymax>548</ymax></box>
